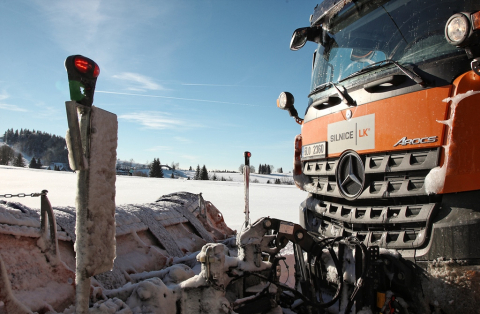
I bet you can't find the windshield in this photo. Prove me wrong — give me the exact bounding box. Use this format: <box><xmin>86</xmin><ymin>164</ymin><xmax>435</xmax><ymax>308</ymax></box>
<box><xmin>311</xmin><ymin>0</ymin><xmax>474</xmax><ymax>91</ymax></box>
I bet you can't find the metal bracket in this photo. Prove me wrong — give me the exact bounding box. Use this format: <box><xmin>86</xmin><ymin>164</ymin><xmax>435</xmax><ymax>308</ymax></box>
<box><xmin>40</xmin><ymin>190</ymin><xmax>59</xmax><ymax>260</ymax></box>
<box><xmin>65</xmin><ymin>101</ymin><xmax>91</xmax><ymax>171</ymax></box>
<box><xmin>472</xmin><ymin>58</ymin><xmax>480</xmax><ymax>76</ymax></box>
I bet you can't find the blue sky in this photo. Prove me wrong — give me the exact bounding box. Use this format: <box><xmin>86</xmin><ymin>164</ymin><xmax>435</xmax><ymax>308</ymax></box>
<box><xmin>0</xmin><ymin>0</ymin><xmax>318</xmax><ymax>171</ymax></box>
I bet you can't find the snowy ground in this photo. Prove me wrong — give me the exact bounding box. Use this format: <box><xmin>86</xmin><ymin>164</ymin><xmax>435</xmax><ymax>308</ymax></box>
<box><xmin>0</xmin><ymin>166</ymin><xmax>306</xmax><ymax>231</ymax></box>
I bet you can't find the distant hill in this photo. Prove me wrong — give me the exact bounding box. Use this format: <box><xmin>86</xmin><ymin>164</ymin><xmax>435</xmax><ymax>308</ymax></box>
<box><xmin>2</xmin><ymin>128</ymin><xmax>68</xmax><ymax>165</ymax></box>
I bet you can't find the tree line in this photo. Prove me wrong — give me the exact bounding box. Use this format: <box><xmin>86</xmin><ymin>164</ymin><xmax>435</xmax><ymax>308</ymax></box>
<box><xmin>238</xmin><ymin>163</ymin><xmax>283</xmax><ymax>174</ymax></box>
<box><xmin>149</xmin><ymin>159</ymin><xmax>228</xmax><ymax>181</ymax></box>
<box><xmin>3</xmin><ymin>128</ymin><xmax>68</xmax><ymax>164</ymax></box>
<box><xmin>0</xmin><ymin>145</ymin><xmax>27</xmax><ymax>167</ymax></box>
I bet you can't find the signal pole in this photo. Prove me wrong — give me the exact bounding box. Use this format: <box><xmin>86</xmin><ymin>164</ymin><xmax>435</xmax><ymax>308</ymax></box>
<box><xmin>64</xmin><ymin>55</ymin><xmax>117</xmax><ymax>314</ymax></box>
<box><xmin>244</xmin><ymin>151</ymin><xmax>251</xmax><ymax>228</ymax></box>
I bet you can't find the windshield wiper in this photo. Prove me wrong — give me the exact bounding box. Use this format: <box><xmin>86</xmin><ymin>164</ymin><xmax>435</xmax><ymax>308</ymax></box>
<box><xmin>331</xmin><ymin>82</ymin><xmax>355</xmax><ymax>106</ymax></box>
<box><xmin>340</xmin><ymin>59</ymin><xmax>426</xmax><ymax>87</ymax></box>
<box><xmin>308</xmin><ymin>82</ymin><xmax>332</xmax><ymax>97</ymax></box>
<box><xmin>309</xmin><ymin>82</ymin><xmax>356</xmax><ymax>106</ymax></box>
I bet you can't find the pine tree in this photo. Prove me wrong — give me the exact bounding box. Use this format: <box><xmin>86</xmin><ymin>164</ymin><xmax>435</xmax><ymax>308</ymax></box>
<box><xmin>149</xmin><ymin>159</ymin><xmax>156</xmax><ymax>177</ymax></box>
<box><xmin>149</xmin><ymin>158</ymin><xmax>164</xmax><ymax>178</ymax></box>
<box><xmin>158</xmin><ymin>160</ymin><xmax>164</xmax><ymax>178</ymax></box>
<box><xmin>29</xmin><ymin>158</ymin><xmax>37</xmax><ymax>168</ymax></box>
<box><xmin>36</xmin><ymin>159</ymin><xmax>43</xmax><ymax>169</ymax></box>
<box><xmin>13</xmin><ymin>153</ymin><xmax>25</xmax><ymax>167</ymax></box>
<box><xmin>212</xmin><ymin>173</ymin><xmax>217</xmax><ymax>181</ymax></box>
<box><xmin>170</xmin><ymin>172</ymin><xmax>175</xmax><ymax>178</ymax></box>
<box><xmin>195</xmin><ymin>165</ymin><xmax>201</xmax><ymax>180</ymax></box>
<box><xmin>0</xmin><ymin>145</ymin><xmax>15</xmax><ymax>165</ymax></box>
<box><xmin>200</xmin><ymin>165</ymin><xmax>209</xmax><ymax>180</ymax></box>
<box><xmin>189</xmin><ymin>166</ymin><xmax>192</xmax><ymax>171</ymax></box>
<box><xmin>278</xmin><ymin>167</ymin><xmax>283</xmax><ymax>173</ymax></box>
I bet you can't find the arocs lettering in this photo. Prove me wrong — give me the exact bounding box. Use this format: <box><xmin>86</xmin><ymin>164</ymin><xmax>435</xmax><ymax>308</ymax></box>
<box><xmin>393</xmin><ymin>136</ymin><xmax>438</xmax><ymax>147</ymax></box>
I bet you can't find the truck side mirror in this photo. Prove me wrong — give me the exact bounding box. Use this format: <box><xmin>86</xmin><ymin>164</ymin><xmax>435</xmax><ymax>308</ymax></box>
<box><xmin>290</xmin><ymin>28</ymin><xmax>309</xmax><ymax>51</ymax></box>
<box><xmin>290</xmin><ymin>26</ymin><xmax>324</xmax><ymax>51</ymax></box>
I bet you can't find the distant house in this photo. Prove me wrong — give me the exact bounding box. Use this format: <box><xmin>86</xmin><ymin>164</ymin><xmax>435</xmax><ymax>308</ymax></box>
<box><xmin>48</xmin><ymin>162</ymin><xmax>71</xmax><ymax>171</ymax></box>
<box><xmin>116</xmin><ymin>164</ymin><xmax>132</xmax><ymax>176</ymax></box>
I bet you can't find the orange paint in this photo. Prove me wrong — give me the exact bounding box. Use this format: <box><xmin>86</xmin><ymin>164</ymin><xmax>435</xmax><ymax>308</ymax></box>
<box><xmin>441</xmin><ymin>71</ymin><xmax>480</xmax><ymax>193</ymax></box>
<box><xmin>301</xmin><ymin>71</ymin><xmax>480</xmax><ymax>195</ymax></box>
<box><xmin>302</xmin><ymin>86</ymin><xmax>451</xmax><ymax>157</ymax></box>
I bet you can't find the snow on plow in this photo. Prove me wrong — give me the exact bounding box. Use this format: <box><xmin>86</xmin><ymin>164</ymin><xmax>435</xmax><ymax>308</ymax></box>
<box><xmin>2</xmin><ymin>191</ymin><xmax>480</xmax><ymax>314</ymax></box>
<box><xmin>0</xmin><ymin>192</ymin><xmax>237</xmax><ymax>313</ymax></box>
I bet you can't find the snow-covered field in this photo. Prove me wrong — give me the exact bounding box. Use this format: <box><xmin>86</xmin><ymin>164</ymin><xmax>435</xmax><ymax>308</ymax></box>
<box><xmin>0</xmin><ymin>166</ymin><xmax>306</xmax><ymax>231</ymax></box>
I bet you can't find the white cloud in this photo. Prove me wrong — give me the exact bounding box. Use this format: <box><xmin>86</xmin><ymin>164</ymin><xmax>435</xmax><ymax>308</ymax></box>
<box><xmin>0</xmin><ymin>92</ymin><xmax>27</xmax><ymax>112</ymax></box>
<box><xmin>33</xmin><ymin>0</ymin><xmax>179</xmax><ymax>75</ymax></box>
<box><xmin>34</xmin><ymin>0</ymin><xmax>108</xmax><ymax>51</ymax></box>
<box><xmin>0</xmin><ymin>104</ymin><xmax>28</xmax><ymax>112</ymax></box>
<box><xmin>96</xmin><ymin>90</ymin><xmax>258</xmax><ymax>107</ymax></box>
<box><xmin>119</xmin><ymin>111</ymin><xmax>202</xmax><ymax>130</ymax></box>
<box><xmin>112</xmin><ymin>72</ymin><xmax>164</xmax><ymax>91</ymax></box>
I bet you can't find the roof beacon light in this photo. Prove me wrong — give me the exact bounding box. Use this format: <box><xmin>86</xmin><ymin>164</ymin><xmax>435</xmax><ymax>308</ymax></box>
<box><xmin>65</xmin><ymin>55</ymin><xmax>100</xmax><ymax>107</ymax></box>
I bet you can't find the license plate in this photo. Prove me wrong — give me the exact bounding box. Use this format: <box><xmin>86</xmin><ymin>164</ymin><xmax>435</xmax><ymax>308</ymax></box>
<box><xmin>302</xmin><ymin>141</ymin><xmax>327</xmax><ymax>160</ymax></box>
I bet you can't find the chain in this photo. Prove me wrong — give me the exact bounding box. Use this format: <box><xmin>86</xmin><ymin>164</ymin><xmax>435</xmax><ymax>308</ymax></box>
<box><xmin>0</xmin><ymin>191</ymin><xmax>47</xmax><ymax>199</ymax></box>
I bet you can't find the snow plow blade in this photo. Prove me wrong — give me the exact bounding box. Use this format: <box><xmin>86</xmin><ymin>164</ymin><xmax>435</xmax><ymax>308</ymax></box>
<box><xmin>0</xmin><ymin>192</ymin><xmax>234</xmax><ymax>312</ymax></box>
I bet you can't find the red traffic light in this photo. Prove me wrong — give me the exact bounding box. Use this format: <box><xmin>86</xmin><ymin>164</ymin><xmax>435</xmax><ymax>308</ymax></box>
<box><xmin>244</xmin><ymin>151</ymin><xmax>251</xmax><ymax>166</ymax></box>
<box><xmin>74</xmin><ymin>56</ymin><xmax>100</xmax><ymax>77</ymax></box>
<box><xmin>65</xmin><ymin>55</ymin><xmax>100</xmax><ymax>106</ymax></box>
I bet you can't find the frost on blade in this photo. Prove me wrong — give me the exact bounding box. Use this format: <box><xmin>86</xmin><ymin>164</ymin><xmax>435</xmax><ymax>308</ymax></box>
<box><xmin>0</xmin><ymin>202</ymin><xmax>76</xmax><ymax>313</ymax></box>
<box><xmin>424</xmin><ymin>90</ymin><xmax>480</xmax><ymax>194</ymax></box>
<box><xmin>126</xmin><ymin>278</ymin><xmax>178</xmax><ymax>314</ymax></box>
<box><xmin>0</xmin><ymin>191</ymin><xmax>237</xmax><ymax>312</ymax></box>
<box><xmin>0</xmin><ymin>253</ymin><xmax>33</xmax><ymax>314</ymax></box>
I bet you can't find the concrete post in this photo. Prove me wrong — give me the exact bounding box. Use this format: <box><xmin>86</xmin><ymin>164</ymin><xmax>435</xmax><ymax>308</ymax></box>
<box><xmin>65</xmin><ymin>101</ymin><xmax>117</xmax><ymax>313</ymax></box>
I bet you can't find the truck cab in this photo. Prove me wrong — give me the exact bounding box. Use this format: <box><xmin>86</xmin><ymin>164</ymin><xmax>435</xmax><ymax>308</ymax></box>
<box><xmin>280</xmin><ymin>0</ymin><xmax>480</xmax><ymax>311</ymax></box>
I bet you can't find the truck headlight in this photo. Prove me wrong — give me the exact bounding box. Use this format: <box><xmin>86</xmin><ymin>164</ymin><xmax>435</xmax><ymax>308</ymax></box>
<box><xmin>446</xmin><ymin>14</ymin><xmax>469</xmax><ymax>45</ymax></box>
<box><xmin>445</xmin><ymin>11</ymin><xmax>480</xmax><ymax>48</ymax></box>
<box><xmin>277</xmin><ymin>92</ymin><xmax>294</xmax><ymax>110</ymax></box>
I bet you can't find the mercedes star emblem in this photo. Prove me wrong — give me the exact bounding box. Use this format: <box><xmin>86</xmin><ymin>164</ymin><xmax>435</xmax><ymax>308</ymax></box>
<box><xmin>336</xmin><ymin>150</ymin><xmax>365</xmax><ymax>200</ymax></box>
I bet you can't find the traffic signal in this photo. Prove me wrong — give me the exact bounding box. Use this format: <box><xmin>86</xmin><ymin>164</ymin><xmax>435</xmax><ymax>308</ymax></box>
<box><xmin>65</xmin><ymin>55</ymin><xmax>100</xmax><ymax>107</ymax></box>
<box><xmin>244</xmin><ymin>151</ymin><xmax>251</xmax><ymax>166</ymax></box>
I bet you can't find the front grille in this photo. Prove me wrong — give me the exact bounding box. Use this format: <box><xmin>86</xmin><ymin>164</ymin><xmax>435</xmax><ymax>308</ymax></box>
<box><xmin>302</xmin><ymin>148</ymin><xmax>440</xmax><ymax>199</ymax></box>
<box><xmin>304</xmin><ymin>198</ymin><xmax>438</xmax><ymax>249</ymax></box>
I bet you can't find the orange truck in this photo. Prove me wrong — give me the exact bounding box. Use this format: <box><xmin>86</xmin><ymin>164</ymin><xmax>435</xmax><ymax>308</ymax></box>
<box><xmin>277</xmin><ymin>0</ymin><xmax>480</xmax><ymax>312</ymax></box>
